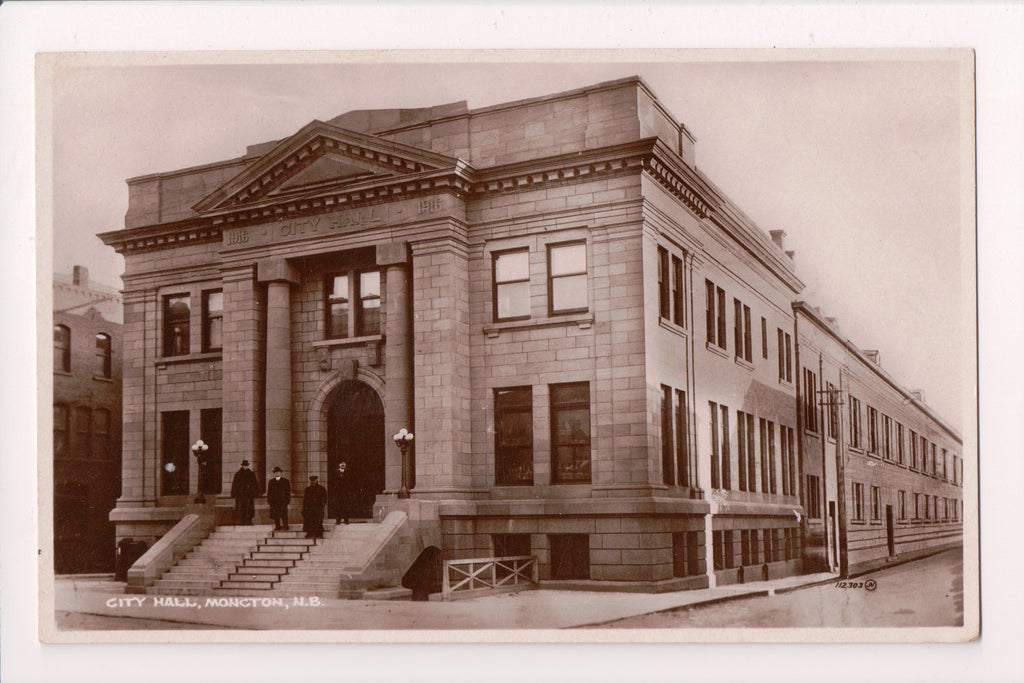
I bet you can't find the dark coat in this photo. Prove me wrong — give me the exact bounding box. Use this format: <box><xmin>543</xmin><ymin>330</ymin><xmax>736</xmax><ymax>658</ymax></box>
<box><xmin>267</xmin><ymin>477</ymin><xmax>291</xmax><ymax>507</ymax></box>
<box><xmin>230</xmin><ymin>467</ymin><xmax>259</xmax><ymax>500</ymax></box>
<box><xmin>329</xmin><ymin>468</ymin><xmax>357</xmax><ymax>517</ymax></box>
<box><xmin>302</xmin><ymin>483</ymin><xmax>327</xmax><ymax>520</ymax></box>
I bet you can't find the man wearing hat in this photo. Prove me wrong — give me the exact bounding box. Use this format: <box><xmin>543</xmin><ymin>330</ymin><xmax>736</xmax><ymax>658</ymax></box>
<box><xmin>267</xmin><ymin>466</ymin><xmax>292</xmax><ymax>531</ymax></box>
<box><xmin>302</xmin><ymin>475</ymin><xmax>328</xmax><ymax>540</ymax></box>
<box><xmin>230</xmin><ymin>460</ymin><xmax>259</xmax><ymax>526</ymax></box>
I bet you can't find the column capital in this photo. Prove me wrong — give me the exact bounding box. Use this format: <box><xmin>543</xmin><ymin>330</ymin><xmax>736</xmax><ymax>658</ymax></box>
<box><xmin>376</xmin><ymin>241</ymin><xmax>411</xmax><ymax>268</ymax></box>
<box><xmin>257</xmin><ymin>258</ymin><xmax>301</xmax><ymax>285</ymax></box>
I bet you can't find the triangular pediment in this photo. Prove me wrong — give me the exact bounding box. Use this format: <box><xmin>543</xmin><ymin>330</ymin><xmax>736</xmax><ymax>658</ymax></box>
<box><xmin>192</xmin><ymin>120</ymin><xmax>461</xmax><ymax>213</ymax></box>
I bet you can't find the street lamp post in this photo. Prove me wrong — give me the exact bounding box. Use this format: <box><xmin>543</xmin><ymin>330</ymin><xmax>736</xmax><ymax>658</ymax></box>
<box><xmin>392</xmin><ymin>429</ymin><xmax>414</xmax><ymax>499</ymax></box>
<box><xmin>192</xmin><ymin>439</ymin><xmax>210</xmax><ymax>503</ymax></box>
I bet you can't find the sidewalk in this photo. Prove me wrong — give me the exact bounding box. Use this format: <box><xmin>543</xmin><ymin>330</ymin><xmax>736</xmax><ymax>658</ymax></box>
<box><xmin>52</xmin><ymin>570</ymin><xmax>838</xmax><ymax>632</ymax></box>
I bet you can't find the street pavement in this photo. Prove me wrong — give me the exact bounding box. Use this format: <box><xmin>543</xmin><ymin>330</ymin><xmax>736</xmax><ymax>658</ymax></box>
<box><xmin>49</xmin><ymin>549</ymin><xmax>961</xmax><ymax>634</ymax></box>
<box><xmin>599</xmin><ymin>547</ymin><xmax>964</xmax><ymax>628</ymax></box>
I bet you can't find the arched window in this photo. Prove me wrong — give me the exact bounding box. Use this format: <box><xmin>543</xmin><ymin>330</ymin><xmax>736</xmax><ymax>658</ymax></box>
<box><xmin>54</xmin><ymin>325</ymin><xmax>70</xmax><ymax>372</ymax></box>
<box><xmin>95</xmin><ymin>333</ymin><xmax>111</xmax><ymax>378</ymax></box>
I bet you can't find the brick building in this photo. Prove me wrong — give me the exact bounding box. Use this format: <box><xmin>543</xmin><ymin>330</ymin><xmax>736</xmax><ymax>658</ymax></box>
<box><xmin>98</xmin><ymin>77</ymin><xmax>958</xmax><ymax>593</ymax></box>
<box><xmin>53</xmin><ymin>266</ymin><xmax>123</xmax><ymax>573</ymax></box>
<box><xmin>794</xmin><ymin>303</ymin><xmax>963</xmax><ymax>576</ymax></box>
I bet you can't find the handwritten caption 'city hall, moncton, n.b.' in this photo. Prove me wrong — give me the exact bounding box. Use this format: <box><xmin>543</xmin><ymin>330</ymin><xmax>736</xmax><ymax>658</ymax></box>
<box><xmin>105</xmin><ymin>596</ymin><xmax>324</xmax><ymax>609</ymax></box>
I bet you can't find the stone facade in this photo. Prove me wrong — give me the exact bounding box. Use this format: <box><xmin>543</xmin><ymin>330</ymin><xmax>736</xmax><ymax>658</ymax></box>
<box><xmin>99</xmin><ymin>76</ymin><xmax>960</xmax><ymax>590</ymax></box>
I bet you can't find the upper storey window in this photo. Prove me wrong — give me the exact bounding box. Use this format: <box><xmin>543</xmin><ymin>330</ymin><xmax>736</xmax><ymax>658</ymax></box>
<box><xmin>163</xmin><ymin>294</ymin><xmax>191</xmax><ymax>356</ymax></box>
<box><xmin>202</xmin><ymin>290</ymin><xmax>224</xmax><ymax>352</ymax></box>
<box><xmin>547</xmin><ymin>242</ymin><xmax>587</xmax><ymax>315</ymax></box>
<box><xmin>54</xmin><ymin>325</ymin><xmax>70</xmax><ymax>373</ymax></box>
<box><xmin>327</xmin><ymin>270</ymin><xmax>381</xmax><ymax>339</ymax></box>
<box><xmin>493</xmin><ymin>249</ymin><xmax>530</xmax><ymax>321</ymax></box>
<box><xmin>705</xmin><ymin>280</ymin><xmax>727</xmax><ymax>350</ymax></box>
<box><xmin>95</xmin><ymin>333</ymin><xmax>112</xmax><ymax>379</ymax></box>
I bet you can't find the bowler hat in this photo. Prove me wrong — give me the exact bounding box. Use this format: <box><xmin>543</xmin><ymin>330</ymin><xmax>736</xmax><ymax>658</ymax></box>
<box><xmin>241</xmin><ymin>460</ymin><xmax>250</xmax><ymax>467</ymax></box>
<box><xmin>309</xmin><ymin>475</ymin><xmax>319</xmax><ymax>481</ymax></box>
<box><xmin>273</xmin><ymin>466</ymin><xmax>283</xmax><ymax>473</ymax></box>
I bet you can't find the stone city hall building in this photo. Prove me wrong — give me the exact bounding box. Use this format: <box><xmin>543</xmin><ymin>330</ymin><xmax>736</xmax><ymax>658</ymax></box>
<box><xmin>99</xmin><ymin>77</ymin><xmax>961</xmax><ymax>595</ymax></box>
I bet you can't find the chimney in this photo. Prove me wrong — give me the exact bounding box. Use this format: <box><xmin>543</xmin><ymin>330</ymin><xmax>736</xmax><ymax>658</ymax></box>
<box><xmin>910</xmin><ymin>390</ymin><xmax>925</xmax><ymax>403</ymax></box>
<box><xmin>72</xmin><ymin>265</ymin><xmax>89</xmax><ymax>287</ymax></box>
<box><xmin>825</xmin><ymin>317</ymin><xmax>839</xmax><ymax>327</ymax></box>
<box><xmin>769</xmin><ymin>230</ymin><xmax>787</xmax><ymax>250</ymax></box>
<box><xmin>785</xmin><ymin>249</ymin><xmax>796</xmax><ymax>263</ymax></box>
<box><xmin>863</xmin><ymin>349</ymin><xmax>881</xmax><ymax>365</ymax></box>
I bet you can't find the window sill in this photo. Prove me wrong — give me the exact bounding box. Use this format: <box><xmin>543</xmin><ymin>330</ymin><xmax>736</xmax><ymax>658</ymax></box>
<box><xmin>483</xmin><ymin>314</ymin><xmax>593</xmax><ymax>338</ymax></box>
<box><xmin>658</xmin><ymin>318</ymin><xmax>689</xmax><ymax>339</ymax></box>
<box><xmin>704</xmin><ymin>341</ymin><xmax>729</xmax><ymax>359</ymax></box>
<box><xmin>804</xmin><ymin>427</ymin><xmax>820</xmax><ymax>438</ymax></box>
<box><xmin>733</xmin><ymin>355</ymin><xmax>754</xmax><ymax>371</ymax></box>
<box><xmin>92</xmin><ymin>375</ymin><xmax>114</xmax><ymax>383</ymax></box>
<box><xmin>778</xmin><ymin>377</ymin><xmax>794</xmax><ymax>389</ymax></box>
<box><xmin>155</xmin><ymin>352</ymin><xmax>222</xmax><ymax>368</ymax></box>
<box><xmin>850</xmin><ymin>519</ymin><xmax>867</xmax><ymax>526</ymax></box>
<box><xmin>54</xmin><ymin>370</ymin><xmax>72</xmax><ymax>377</ymax></box>
<box><xmin>312</xmin><ymin>334</ymin><xmax>383</xmax><ymax>349</ymax></box>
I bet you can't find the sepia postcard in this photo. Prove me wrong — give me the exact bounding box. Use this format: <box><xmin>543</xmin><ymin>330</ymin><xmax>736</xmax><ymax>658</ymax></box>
<box><xmin>6</xmin><ymin>2</ymin><xmax>1019</xmax><ymax>681</ymax></box>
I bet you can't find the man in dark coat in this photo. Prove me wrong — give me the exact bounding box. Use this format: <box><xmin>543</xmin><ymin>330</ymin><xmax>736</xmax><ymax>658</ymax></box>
<box><xmin>302</xmin><ymin>475</ymin><xmax>328</xmax><ymax>540</ymax></box>
<box><xmin>329</xmin><ymin>460</ymin><xmax>356</xmax><ymax>525</ymax></box>
<box><xmin>230</xmin><ymin>459</ymin><xmax>259</xmax><ymax>525</ymax></box>
<box><xmin>266</xmin><ymin>466</ymin><xmax>291</xmax><ymax>530</ymax></box>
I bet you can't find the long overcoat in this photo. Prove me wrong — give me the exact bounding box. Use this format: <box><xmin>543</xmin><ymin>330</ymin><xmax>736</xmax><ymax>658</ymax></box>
<box><xmin>302</xmin><ymin>482</ymin><xmax>328</xmax><ymax>537</ymax></box>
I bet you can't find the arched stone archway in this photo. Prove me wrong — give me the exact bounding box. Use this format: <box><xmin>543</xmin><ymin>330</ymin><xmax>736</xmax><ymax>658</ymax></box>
<box><xmin>305</xmin><ymin>368</ymin><xmax>387</xmax><ymax>512</ymax></box>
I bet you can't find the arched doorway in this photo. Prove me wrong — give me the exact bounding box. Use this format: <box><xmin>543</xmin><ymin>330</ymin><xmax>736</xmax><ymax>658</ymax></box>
<box><xmin>326</xmin><ymin>380</ymin><xmax>385</xmax><ymax>519</ymax></box>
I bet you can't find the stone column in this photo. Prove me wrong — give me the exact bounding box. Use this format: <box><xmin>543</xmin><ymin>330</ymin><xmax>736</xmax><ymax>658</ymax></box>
<box><xmin>221</xmin><ymin>264</ymin><xmax>263</xmax><ymax>491</ymax></box>
<box><xmin>258</xmin><ymin>258</ymin><xmax>301</xmax><ymax>480</ymax></box>
<box><xmin>377</xmin><ymin>241</ymin><xmax>413</xmax><ymax>494</ymax></box>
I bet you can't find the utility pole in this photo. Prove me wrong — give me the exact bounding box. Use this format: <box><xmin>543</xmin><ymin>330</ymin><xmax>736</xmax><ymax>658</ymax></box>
<box><xmin>819</xmin><ymin>377</ymin><xmax>849</xmax><ymax>577</ymax></box>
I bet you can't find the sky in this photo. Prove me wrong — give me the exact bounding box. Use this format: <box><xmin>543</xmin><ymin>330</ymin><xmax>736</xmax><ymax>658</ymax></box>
<box><xmin>47</xmin><ymin>56</ymin><xmax>969</xmax><ymax>431</ymax></box>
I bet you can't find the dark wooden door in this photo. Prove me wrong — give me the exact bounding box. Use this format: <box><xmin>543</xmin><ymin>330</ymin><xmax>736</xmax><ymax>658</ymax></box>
<box><xmin>327</xmin><ymin>381</ymin><xmax>385</xmax><ymax>518</ymax></box>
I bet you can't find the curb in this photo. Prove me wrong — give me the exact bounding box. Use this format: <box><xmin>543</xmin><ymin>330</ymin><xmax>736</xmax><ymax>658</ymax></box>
<box><xmin>572</xmin><ymin>589</ymin><xmax>771</xmax><ymax>628</ymax></box>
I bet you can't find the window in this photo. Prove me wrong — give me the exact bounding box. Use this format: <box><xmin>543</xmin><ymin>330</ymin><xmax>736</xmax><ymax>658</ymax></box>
<box><xmin>952</xmin><ymin>455</ymin><xmax>959</xmax><ymax>484</ymax></box>
<box><xmin>358</xmin><ymin>271</ymin><xmax>381</xmax><ymax>335</ymax></box>
<box><xmin>780</xmin><ymin>425</ymin><xmax>796</xmax><ymax>496</ymax></box>
<box><xmin>882</xmin><ymin>415</ymin><xmax>893</xmax><ymax>460</ymax></box>
<box><xmin>763</xmin><ymin>419</ymin><xmax>777</xmax><ymax>494</ymax></box>
<box><xmin>327</xmin><ymin>274</ymin><xmax>351</xmax><ymax>337</ymax></box>
<box><xmin>910</xmin><ymin>430</ymin><xmax>919</xmax><ymax>469</ymax></box>
<box><xmin>942</xmin><ymin>448</ymin><xmax>949</xmax><ymax>481</ymax></box>
<box><xmin>673</xmin><ymin>531</ymin><xmax>702</xmax><ymax>578</ymax></box>
<box><xmin>920</xmin><ymin>436</ymin><xmax>929</xmax><ymax>472</ymax></box>
<box><xmin>53</xmin><ymin>404</ymin><xmax>69</xmax><ymax>458</ymax></box>
<box><xmin>803</xmin><ymin>369</ymin><xmax>818</xmax><ymax>432</ymax></box>
<box><xmin>548</xmin><ymin>242</ymin><xmax>587</xmax><ymax>315</ymax></box>
<box><xmin>931</xmin><ymin>443</ymin><xmax>938</xmax><ymax>476</ymax></box>
<box><xmin>75</xmin><ymin>407</ymin><xmax>91</xmax><ymax>459</ymax></box>
<box><xmin>898</xmin><ymin>490</ymin><xmax>906</xmax><ymax>520</ymax></box>
<box><xmin>661</xmin><ymin>385</ymin><xmax>675</xmax><ymax>486</ymax></box>
<box><xmin>495</xmin><ymin>387</ymin><xmax>534</xmax><ymax>486</ymax></box>
<box><xmin>871</xmin><ymin>486</ymin><xmax>881</xmax><ymax>521</ymax></box>
<box><xmin>493</xmin><ymin>534</ymin><xmax>531</xmax><ymax>558</ymax></box>
<box><xmin>740</xmin><ymin>530</ymin><xmax>751</xmax><ymax>566</ymax></box>
<box><xmin>327</xmin><ymin>270</ymin><xmax>382</xmax><ymax>338</ymax></box>
<box><xmin>914</xmin><ymin>492</ymin><xmax>920</xmax><ymax>519</ymax></box>
<box><xmin>896</xmin><ymin>423</ymin><xmax>905</xmax><ymax>465</ymax></box>
<box><xmin>200</xmin><ymin>408</ymin><xmax>223</xmax><ymax>495</ymax></box>
<box><xmin>867</xmin><ymin>406</ymin><xmax>879</xmax><ymax>454</ymax></box>
<box><xmin>849</xmin><ymin>397</ymin><xmax>862</xmax><ymax>448</ymax></box>
<box><xmin>163</xmin><ymin>294</ymin><xmax>191</xmax><ymax>356</ymax></box>
<box><xmin>825</xmin><ymin>382</ymin><xmax>839</xmax><ymax>439</ymax></box>
<box><xmin>806</xmin><ymin>475</ymin><xmax>821</xmax><ymax>518</ymax></box>
<box><xmin>675</xmin><ymin>390</ymin><xmax>694</xmax><ymax>488</ymax></box>
<box><xmin>761</xmin><ymin>317</ymin><xmax>768</xmax><ymax>359</ymax></box>
<box><xmin>672</xmin><ymin>255</ymin><xmax>684</xmax><ymax>326</ymax></box>
<box><xmin>550</xmin><ymin>382</ymin><xmax>591</xmax><ymax>483</ymax></box>
<box><xmin>714</xmin><ymin>530</ymin><xmax>735</xmax><ymax>569</ymax></box>
<box><xmin>91</xmin><ymin>409</ymin><xmax>110</xmax><ymax>459</ymax></box>
<box><xmin>952</xmin><ymin>498</ymin><xmax>959</xmax><ymax>521</ymax></box>
<box><xmin>705</xmin><ymin>280</ymin><xmax>727</xmax><ymax>349</ymax></box>
<box><xmin>549</xmin><ymin>534</ymin><xmax>589</xmax><ymax>580</ymax></box>
<box><xmin>54</xmin><ymin>324</ymin><xmax>71</xmax><ymax>372</ymax></box>
<box><xmin>161</xmin><ymin>410</ymin><xmax>190</xmax><ymax>496</ymax></box>
<box><xmin>777</xmin><ymin>329</ymin><xmax>793</xmax><ymax>382</ymax></box>
<box><xmin>924</xmin><ymin>494</ymin><xmax>931</xmax><ymax>520</ymax></box>
<box><xmin>737</xmin><ymin>411</ymin><xmax>751</xmax><ymax>491</ymax></box>
<box><xmin>202</xmin><ymin>290</ymin><xmax>223</xmax><ymax>352</ymax></box>
<box><xmin>710</xmin><ymin>402</ymin><xmax>730</xmax><ymax>489</ymax></box>
<box><xmin>493</xmin><ymin>249</ymin><xmax>530</xmax><ymax>321</ymax></box>
<box><xmin>658</xmin><ymin>247</ymin><xmax>670</xmax><ymax>320</ymax></box>
<box><xmin>733</xmin><ymin>299</ymin><xmax>752</xmax><ymax>362</ymax></box>
<box><xmin>95</xmin><ymin>333</ymin><xmax>112</xmax><ymax>378</ymax></box>
<box><xmin>852</xmin><ymin>482</ymin><xmax>865</xmax><ymax>521</ymax></box>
